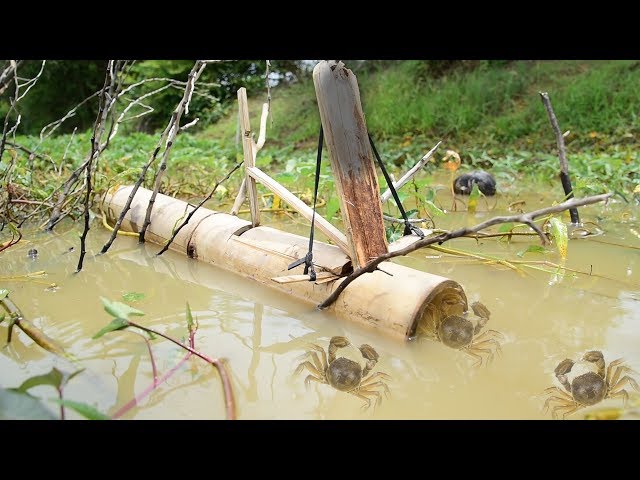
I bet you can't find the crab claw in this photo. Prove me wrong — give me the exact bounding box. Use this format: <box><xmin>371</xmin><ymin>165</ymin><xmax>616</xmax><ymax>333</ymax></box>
<box><xmin>330</xmin><ymin>336</ymin><xmax>350</xmax><ymax>348</ymax></box>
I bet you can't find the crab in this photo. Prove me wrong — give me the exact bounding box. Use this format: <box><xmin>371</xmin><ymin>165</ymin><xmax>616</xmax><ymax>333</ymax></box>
<box><xmin>295</xmin><ymin>336</ymin><xmax>392</xmax><ymax>410</ymax></box>
<box><xmin>420</xmin><ymin>292</ymin><xmax>504</xmax><ymax>367</ymax></box>
<box><xmin>543</xmin><ymin>350</ymin><xmax>640</xmax><ymax>419</ymax></box>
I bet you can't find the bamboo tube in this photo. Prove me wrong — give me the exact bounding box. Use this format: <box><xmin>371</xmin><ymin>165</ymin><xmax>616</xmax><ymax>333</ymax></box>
<box><xmin>102</xmin><ymin>185</ymin><xmax>467</xmax><ymax>340</ymax></box>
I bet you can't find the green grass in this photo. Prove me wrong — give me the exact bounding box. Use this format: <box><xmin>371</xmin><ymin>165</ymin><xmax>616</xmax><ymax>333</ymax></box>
<box><xmin>2</xmin><ymin>59</ymin><xmax>639</xmax><ymax>224</ymax></box>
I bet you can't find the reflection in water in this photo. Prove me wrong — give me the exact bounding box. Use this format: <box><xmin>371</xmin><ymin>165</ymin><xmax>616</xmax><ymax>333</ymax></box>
<box><xmin>247</xmin><ymin>303</ymin><xmax>263</xmax><ymax>402</ymax></box>
<box><xmin>1</xmin><ymin>188</ymin><xmax>640</xmax><ymax>419</ymax></box>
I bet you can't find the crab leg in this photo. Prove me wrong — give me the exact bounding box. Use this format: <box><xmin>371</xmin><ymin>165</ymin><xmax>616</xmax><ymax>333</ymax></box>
<box><xmin>606</xmin><ymin>358</ymin><xmax>626</xmax><ymax>385</ymax></box>
<box><xmin>304</xmin><ymin>374</ymin><xmax>328</xmax><ymax>387</ymax></box>
<box><xmin>349</xmin><ymin>390</ymin><xmax>382</xmax><ymax>411</ymax></box>
<box><xmin>607</xmin><ymin>376</ymin><xmax>640</xmax><ymax>407</ymax></box>
<box><xmin>463</xmin><ymin>349</ymin><xmax>485</xmax><ymax>367</ymax></box>
<box><xmin>470</xmin><ymin>338</ymin><xmax>503</xmax><ymax>355</ymax></box>
<box><xmin>543</xmin><ymin>392</ymin><xmax>573</xmax><ymax>413</ymax></box>
<box><xmin>473</xmin><ymin>329</ymin><xmax>506</xmax><ymax>342</ymax></box>
<box><xmin>295</xmin><ymin>361</ymin><xmax>325</xmax><ymax>387</ymax></box>
<box><xmin>305</xmin><ymin>343</ymin><xmax>329</xmax><ymax>371</ymax></box>
<box><xmin>359</xmin><ymin>371</ymin><xmax>392</xmax><ymax>384</ymax></box>
<box><xmin>608</xmin><ymin>364</ymin><xmax>638</xmax><ymax>391</ymax></box>
<box><xmin>466</xmin><ymin>346</ymin><xmax>495</xmax><ymax>366</ymax></box>
<box><xmin>552</xmin><ymin>402</ymin><xmax>581</xmax><ymax>420</ymax></box>
<box><xmin>357</xmin><ymin>381</ymin><xmax>391</xmax><ymax>399</ymax></box>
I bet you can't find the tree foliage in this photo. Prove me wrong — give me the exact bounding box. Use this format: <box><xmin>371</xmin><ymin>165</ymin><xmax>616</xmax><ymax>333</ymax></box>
<box><xmin>1</xmin><ymin>59</ymin><xmax>304</xmax><ymax>135</ymax></box>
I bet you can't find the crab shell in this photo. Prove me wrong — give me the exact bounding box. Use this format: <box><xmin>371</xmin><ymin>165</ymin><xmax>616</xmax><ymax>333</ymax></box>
<box><xmin>571</xmin><ymin>371</ymin><xmax>607</xmax><ymax>406</ymax></box>
<box><xmin>326</xmin><ymin>357</ymin><xmax>363</xmax><ymax>392</ymax></box>
<box><xmin>438</xmin><ymin>315</ymin><xmax>474</xmax><ymax>349</ymax></box>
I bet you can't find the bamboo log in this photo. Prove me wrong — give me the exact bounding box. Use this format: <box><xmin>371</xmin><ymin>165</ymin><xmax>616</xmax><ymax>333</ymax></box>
<box><xmin>313</xmin><ymin>60</ymin><xmax>388</xmax><ymax>268</ymax></box>
<box><xmin>102</xmin><ymin>185</ymin><xmax>467</xmax><ymax>340</ymax></box>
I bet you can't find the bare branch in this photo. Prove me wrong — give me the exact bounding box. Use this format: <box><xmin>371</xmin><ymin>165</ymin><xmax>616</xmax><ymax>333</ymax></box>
<box><xmin>14</xmin><ymin>60</ymin><xmax>45</xmax><ymax>102</ymax></box>
<box><xmin>156</xmin><ymin>162</ymin><xmax>242</xmax><ymax>256</ymax></box>
<box><xmin>540</xmin><ymin>92</ymin><xmax>580</xmax><ymax>225</ymax></box>
<box><xmin>138</xmin><ymin>60</ymin><xmax>208</xmax><ymax>243</ymax></box>
<box><xmin>0</xmin><ymin>60</ymin><xmax>23</xmax><ymax>95</ymax></box>
<box><xmin>318</xmin><ymin>193</ymin><xmax>612</xmax><ymax>309</ymax></box>
<box><xmin>380</xmin><ymin>141</ymin><xmax>441</xmax><ymax>203</ymax></box>
<box><xmin>77</xmin><ymin>61</ymin><xmax>117</xmax><ymax>272</ymax></box>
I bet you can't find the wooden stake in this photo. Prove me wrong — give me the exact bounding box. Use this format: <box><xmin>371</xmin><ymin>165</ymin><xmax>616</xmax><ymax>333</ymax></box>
<box><xmin>237</xmin><ymin>88</ymin><xmax>260</xmax><ymax>227</ymax></box>
<box><xmin>313</xmin><ymin>61</ymin><xmax>388</xmax><ymax>268</ymax></box>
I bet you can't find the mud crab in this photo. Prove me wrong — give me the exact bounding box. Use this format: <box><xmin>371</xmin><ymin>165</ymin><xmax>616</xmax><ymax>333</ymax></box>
<box><xmin>295</xmin><ymin>336</ymin><xmax>391</xmax><ymax>410</ymax></box>
<box><xmin>543</xmin><ymin>350</ymin><xmax>640</xmax><ymax>419</ymax></box>
<box><xmin>420</xmin><ymin>291</ymin><xmax>504</xmax><ymax>366</ymax></box>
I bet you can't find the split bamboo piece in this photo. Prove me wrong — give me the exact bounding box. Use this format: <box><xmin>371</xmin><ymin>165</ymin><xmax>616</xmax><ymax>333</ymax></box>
<box><xmin>313</xmin><ymin>60</ymin><xmax>389</xmax><ymax>268</ymax></box>
<box><xmin>102</xmin><ymin>185</ymin><xmax>467</xmax><ymax>340</ymax></box>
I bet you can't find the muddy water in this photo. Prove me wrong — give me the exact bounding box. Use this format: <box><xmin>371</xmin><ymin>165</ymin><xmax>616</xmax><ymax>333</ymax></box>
<box><xmin>1</xmin><ymin>189</ymin><xmax>639</xmax><ymax>420</ymax></box>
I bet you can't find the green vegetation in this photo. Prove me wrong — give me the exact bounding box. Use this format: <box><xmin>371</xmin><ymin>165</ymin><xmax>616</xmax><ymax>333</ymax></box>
<box><xmin>2</xmin><ymin>60</ymin><xmax>639</xmax><ymax>230</ymax></box>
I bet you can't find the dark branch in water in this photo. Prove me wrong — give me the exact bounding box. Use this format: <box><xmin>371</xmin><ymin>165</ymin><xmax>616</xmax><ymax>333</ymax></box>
<box><xmin>156</xmin><ymin>162</ymin><xmax>242</xmax><ymax>256</ymax></box>
<box><xmin>77</xmin><ymin>61</ymin><xmax>119</xmax><ymax>272</ymax></box>
<box><xmin>318</xmin><ymin>193</ymin><xmax>612</xmax><ymax>309</ymax></box>
<box><xmin>540</xmin><ymin>92</ymin><xmax>580</xmax><ymax>225</ymax></box>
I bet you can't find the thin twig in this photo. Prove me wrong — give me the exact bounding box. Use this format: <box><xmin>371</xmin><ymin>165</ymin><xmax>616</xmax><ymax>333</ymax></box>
<box><xmin>380</xmin><ymin>141</ymin><xmax>441</xmax><ymax>203</ymax></box>
<box><xmin>77</xmin><ymin>61</ymin><xmax>116</xmax><ymax>272</ymax></box>
<box><xmin>111</xmin><ymin>323</ymin><xmax>196</xmax><ymax>419</ymax></box>
<box><xmin>0</xmin><ymin>60</ymin><xmax>23</xmax><ymax>95</ymax></box>
<box><xmin>157</xmin><ymin>162</ymin><xmax>242</xmax><ymax>256</ymax></box>
<box><xmin>540</xmin><ymin>92</ymin><xmax>580</xmax><ymax>225</ymax></box>
<box><xmin>318</xmin><ymin>193</ymin><xmax>612</xmax><ymax>309</ymax></box>
<box><xmin>127</xmin><ymin>320</ymin><xmax>236</xmax><ymax>420</ymax></box>
<box><xmin>139</xmin><ymin>61</ymin><xmax>208</xmax><ymax>243</ymax></box>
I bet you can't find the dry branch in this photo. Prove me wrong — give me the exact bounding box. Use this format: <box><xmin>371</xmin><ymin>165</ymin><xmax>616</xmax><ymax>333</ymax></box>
<box><xmin>138</xmin><ymin>60</ymin><xmax>208</xmax><ymax>242</ymax></box>
<box><xmin>0</xmin><ymin>60</ymin><xmax>23</xmax><ymax>95</ymax></box>
<box><xmin>380</xmin><ymin>141</ymin><xmax>441</xmax><ymax>203</ymax></box>
<box><xmin>318</xmin><ymin>193</ymin><xmax>612</xmax><ymax>309</ymax></box>
<box><xmin>77</xmin><ymin>61</ymin><xmax>117</xmax><ymax>272</ymax></box>
<box><xmin>156</xmin><ymin>162</ymin><xmax>242</xmax><ymax>256</ymax></box>
<box><xmin>540</xmin><ymin>92</ymin><xmax>580</xmax><ymax>225</ymax></box>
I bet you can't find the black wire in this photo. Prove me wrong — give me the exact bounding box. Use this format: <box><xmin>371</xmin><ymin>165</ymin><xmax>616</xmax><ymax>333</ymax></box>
<box><xmin>287</xmin><ymin>126</ymin><xmax>323</xmax><ymax>281</ymax></box>
<box><xmin>368</xmin><ymin>134</ymin><xmax>424</xmax><ymax>238</ymax></box>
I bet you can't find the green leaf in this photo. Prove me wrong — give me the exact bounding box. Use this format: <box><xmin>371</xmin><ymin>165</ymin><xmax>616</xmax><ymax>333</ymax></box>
<box><xmin>405</xmin><ymin>208</ymin><xmax>419</xmax><ymax>219</ymax></box>
<box><xmin>549</xmin><ymin>217</ymin><xmax>568</xmax><ymax>260</ymax></box>
<box><xmin>0</xmin><ymin>289</ymin><xmax>8</xmax><ymax>300</ymax></box>
<box><xmin>101</xmin><ymin>296</ymin><xmax>145</xmax><ymax>320</ymax></box>
<box><xmin>0</xmin><ymin>387</ymin><xmax>57</xmax><ymax>420</ymax></box>
<box><xmin>467</xmin><ymin>183</ymin><xmax>481</xmax><ymax>214</ymax></box>
<box><xmin>49</xmin><ymin>398</ymin><xmax>110</xmax><ymax>420</ymax></box>
<box><xmin>425</xmin><ymin>200</ymin><xmax>445</xmax><ymax>217</ymax></box>
<box><xmin>516</xmin><ymin>245</ymin><xmax>547</xmax><ymax>258</ymax></box>
<box><xmin>325</xmin><ymin>196</ymin><xmax>340</xmax><ymax>221</ymax></box>
<box><xmin>185</xmin><ymin>302</ymin><xmax>197</xmax><ymax>336</ymax></box>
<box><xmin>15</xmin><ymin>368</ymin><xmax>65</xmax><ymax>392</ymax></box>
<box><xmin>122</xmin><ymin>292</ymin><xmax>145</xmax><ymax>303</ymax></box>
<box><xmin>0</xmin><ymin>313</ymin><xmax>5</xmax><ymax>324</ymax></box>
<box><xmin>92</xmin><ymin>318</ymin><xmax>130</xmax><ymax>339</ymax></box>
<box><xmin>498</xmin><ymin>223</ymin><xmax>514</xmax><ymax>233</ymax></box>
